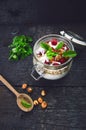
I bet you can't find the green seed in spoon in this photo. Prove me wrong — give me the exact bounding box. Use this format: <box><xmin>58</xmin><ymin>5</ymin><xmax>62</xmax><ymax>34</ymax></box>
<box><xmin>21</xmin><ymin>99</ymin><xmax>32</xmax><ymax>108</ymax></box>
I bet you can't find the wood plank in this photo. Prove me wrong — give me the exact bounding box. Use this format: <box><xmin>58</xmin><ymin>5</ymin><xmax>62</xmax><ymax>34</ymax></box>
<box><xmin>0</xmin><ymin>24</ymin><xmax>86</xmax><ymax>130</ymax></box>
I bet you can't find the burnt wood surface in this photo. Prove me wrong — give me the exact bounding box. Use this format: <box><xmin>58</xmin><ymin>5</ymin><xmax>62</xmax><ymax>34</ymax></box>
<box><xmin>0</xmin><ymin>24</ymin><xmax>86</xmax><ymax>130</ymax></box>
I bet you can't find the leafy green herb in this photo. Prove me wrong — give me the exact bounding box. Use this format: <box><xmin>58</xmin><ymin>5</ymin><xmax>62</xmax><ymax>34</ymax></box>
<box><xmin>8</xmin><ymin>35</ymin><xmax>33</xmax><ymax>61</ymax></box>
<box><xmin>40</xmin><ymin>42</ymin><xmax>58</xmax><ymax>59</ymax></box>
<box><xmin>40</xmin><ymin>42</ymin><xmax>50</xmax><ymax>51</ymax></box>
<box><xmin>56</xmin><ymin>41</ymin><xmax>64</xmax><ymax>50</ymax></box>
<box><xmin>46</xmin><ymin>48</ymin><xmax>58</xmax><ymax>59</ymax></box>
<box><xmin>21</xmin><ymin>99</ymin><xmax>32</xmax><ymax>108</ymax></box>
<box><xmin>63</xmin><ymin>50</ymin><xmax>77</xmax><ymax>58</ymax></box>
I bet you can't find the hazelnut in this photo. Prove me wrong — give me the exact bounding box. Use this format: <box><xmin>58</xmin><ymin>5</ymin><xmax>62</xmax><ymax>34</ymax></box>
<box><xmin>27</xmin><ymin>87</ymin><xmax>33</xmax><ymax>93</ymax></box>
<box><xmin>33</xmin><ymin>100</ymin><xmax>39</xmax><ymax>106</ymax></box>
<box><xmin>41</xmin><ymin>101</ymin><xmax>48</xmax><ymax>109</ymax></box>
<box><xmin>38</xmin><ymin>97</ymin><xmax>43</xmax><ymax>104</ymax></box>
<box><xmin>41</xmin><ymin>90</ymin><xmax>46</xmax><ymax>96</ymax></box>
<box><xmin>22</xmin><ymin>83</ymin><xmax>27</xmax><ymax>89</ymax></box>
<box><xmin>55</xmin><ymin>55</ymin><xmax>62</xmax><ymax>61</ymax></box>
<box><xmin>58</xmin><ymin>49</ymin><xmax>64</xmax><ymax>55</ymax></box>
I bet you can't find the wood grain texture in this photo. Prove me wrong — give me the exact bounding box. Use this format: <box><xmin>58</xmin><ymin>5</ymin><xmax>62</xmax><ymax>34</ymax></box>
<box><xmin>0</xmin><ymin>86</ymin><xmax>86</xmax><ymax>130</ymax></box>
<box><xmin>0</xmin><ymin>0</ymin><xmax>86</xmax><ymax>24</ymax></box>
<box><xmin>0</xmin><ymin>24</ymin><xmax>86</xmax><ymax>130</ymax></box>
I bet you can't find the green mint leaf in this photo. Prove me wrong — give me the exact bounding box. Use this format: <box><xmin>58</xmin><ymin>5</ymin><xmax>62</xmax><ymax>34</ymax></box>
<box><xmin>9</xmin><ymin>54</ymin><xmax>18</xmax><ymax>61</ymax></box>
<box><xmin>40</xmin><ymin>42</ymin><xmax>50</xmax><ymax>51</ymax></box>
<box><xmin>21</xmin><ymin>99</ymin><xmax>32</xmax><ymax>108</ymax></box>
<box><xmin>12</xmin><ymin>48</ymin><xmax>18</xmax><ymax>53</ymax></box>
<box><xmin>56</xmin><ymin>41</ymin><xmax>64</xmax><ymax>50</ymax></box>
<box><xmin>8</xmin><ymin>35</ymin><xmax>33</xmax><ymax>61</ymax></box>
<box><xmin>12</xmin><ymin>55</ymin><xmax>18</xmax><ymax>60</ymax></box>
<box><xmin>46</xmin><ymin>49</ymin><xmax>58</xmax><ymax>59</ymax></box>
<box><xmin>13</xmin><ymin>35</ymin><xmax>26</xmax><ymax>43</ymax></box>
<box><xmin>63</xmin><ymin>50</ymin><xmax>77</xmax><ymax>58</ymax></box>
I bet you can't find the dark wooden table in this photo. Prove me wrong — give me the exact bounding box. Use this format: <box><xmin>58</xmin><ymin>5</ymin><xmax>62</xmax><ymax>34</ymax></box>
<box><xmin>0</xmin><ymin>24</ymin><xmax>86</xmax><ymax>130</ymax></box>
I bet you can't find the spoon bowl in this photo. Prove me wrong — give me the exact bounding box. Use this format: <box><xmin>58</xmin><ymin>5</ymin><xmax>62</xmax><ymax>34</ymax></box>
<box><xmin>17</xmin><ymin>93</ymin><xmax>34</xmax><ymax>112</ymax></box>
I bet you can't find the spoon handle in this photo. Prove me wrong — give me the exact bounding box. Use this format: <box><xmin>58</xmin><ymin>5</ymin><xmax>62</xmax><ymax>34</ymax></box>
<box><xmin>0</xmin><ymin>75</ymin><xmax>19</xmax><ymax>97</ymax></box>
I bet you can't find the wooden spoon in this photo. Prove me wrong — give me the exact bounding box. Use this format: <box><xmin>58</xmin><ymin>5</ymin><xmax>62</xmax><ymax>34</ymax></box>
<box><xmin>0</xmin><ymin>75</ymin><xmax>34</xmax><ymax>112</ymax></box>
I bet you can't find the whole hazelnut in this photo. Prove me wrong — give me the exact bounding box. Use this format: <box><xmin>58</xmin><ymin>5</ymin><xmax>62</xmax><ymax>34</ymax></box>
<box><xmin>41</xmin><ymin>101</ymin><xmax>48</xmax><ymax>109</ymax></box>
<box><xmin>55</xmin><ymin>55</ymin><xmax>62</xmax><ymax>61</ymax></box>
<box><xmin>41</xmin><ymin>90</ymin><xmax>46</xmax><ymax>96</ymax></box>
<box><xmin>22</xmin><ymin>83</ymin><xmax>27</xmax><ymax>89</ymax></box>
<box><xmin>27</xmin><ymin>87</ymin><xmax>33</xmax><ymax>93</ymax></box>
<box><xmin>38</xmin><ymin>97</ymin><xmax>43</xmax><ymax>104</ymax></box>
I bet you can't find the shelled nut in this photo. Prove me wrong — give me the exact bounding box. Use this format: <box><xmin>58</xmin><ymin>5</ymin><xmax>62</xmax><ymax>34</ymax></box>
<box><xmin>22</xmin><ymin>83</ymin><xmax>27</xmax><ymax>89</ymax></box>
<box><xmin>27</xmin><ymin>87</ymin><xmax>33</xmax><ymax>93</ymax></box>
<box><xmin>34</xmin><ymin>100</ymin><xmax>39</xmax><ymax>106</ymax></box>
<box><xmin>41</xmin><ymin>101</ymin><xmax>48</xmax><ymax>109</ymax></box>
<box><xmin>38</xmin><ymin>97</ymin><xmax>43</xmax><ymax>104</ymax></box>
<box><xmin>41</xmin><ymin>90</ymin><xmax>46</xmax><ymax>96</ymax></box>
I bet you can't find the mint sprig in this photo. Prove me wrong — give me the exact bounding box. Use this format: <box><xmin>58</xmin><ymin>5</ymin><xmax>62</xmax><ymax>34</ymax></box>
<box><xmin>46</xmin><ymin>48</ymin><xmax>58</xmax><ymax>59</ymax></box>
<box><xmin>40</xmin><ymin>42</ymin><xmax>77</xmax><ymax>60</ymax></box>
<box><xmin>56</xmin><ymin>41</ymin><xmax>64</xmax><ymax>50</ymax></box>
<box><xmin>8</xmin><ymin>35</ymin><xmax>33</xmax><ymax>61</ymax></box>
<box><xmin>40</xmin><ymin>42</ymin><xmax>50</xmax><ymax>51</ymax></box>
<box><xmin>63</xmin><ymin>50</ymin><xmax>77</xmax><ymax>58</ymax></box>
<box><xmin>40</xmin><ymin>42</ymin><xmax>58</xmax><ymax>59</ymax></box>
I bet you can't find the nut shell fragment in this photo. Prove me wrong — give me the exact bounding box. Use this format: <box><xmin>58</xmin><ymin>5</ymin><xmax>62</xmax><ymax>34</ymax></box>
<box><xmin>34</xmin><ymin>100</ymin><xmax>39</xmax><ymax>106</ymax></box>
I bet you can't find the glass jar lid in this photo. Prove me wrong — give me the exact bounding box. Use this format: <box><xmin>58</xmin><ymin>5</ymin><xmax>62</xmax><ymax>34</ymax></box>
<box><xmin>60</xmin><ymin>31</ymin><xmax>86</xmax><ymax>46</ymax></box>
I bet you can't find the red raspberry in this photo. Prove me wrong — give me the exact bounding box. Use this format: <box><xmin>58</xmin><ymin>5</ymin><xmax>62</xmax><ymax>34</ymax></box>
<box><xmin>51</xmin><ymin>39</ymin><xmax>57</xmax><ymax>45</ymax></box>
<box><xmin>59</xmin><ymin>58</ymin><xmax>67</xmax><ymax>64</ymax></box>
<box><xmin>53</xmin><ymin>62</ymin><xmax>60</xmax><ymax>66</ymax></box>
<box><xmin>44</xmin><ymin>60</ymin><xmax>50</xmax><ymax>65</ymax></box>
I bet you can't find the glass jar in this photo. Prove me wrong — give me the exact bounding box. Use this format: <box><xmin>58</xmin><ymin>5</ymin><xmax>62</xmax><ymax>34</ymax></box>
<box><xmin>31</xmin><ymin>34</ymin><xmax>74</xmax><ymax>80</ymax></box>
